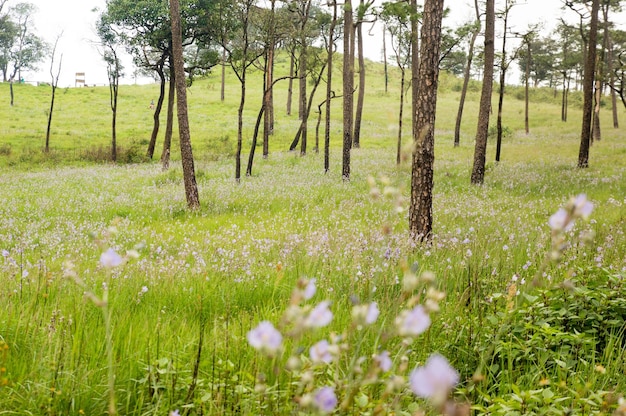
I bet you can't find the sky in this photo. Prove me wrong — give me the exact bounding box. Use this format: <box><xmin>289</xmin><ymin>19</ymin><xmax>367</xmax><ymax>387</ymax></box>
<box><xmin>10</xmin><ymin>0</ymin><xmax>626</xmax><ymax>88</ymax></box>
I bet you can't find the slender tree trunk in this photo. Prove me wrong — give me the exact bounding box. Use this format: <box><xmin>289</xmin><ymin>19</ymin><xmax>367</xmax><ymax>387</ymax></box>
<box><xmin>607</xmin><ymin>35</ymin><xmax>618</xmax><ymax>128</ymax></box>
<box><xmin>46</xmin><ymin>36</ymin><xmax>62</xmax><ymax>154</ymax></box>
<box><xmin>247</xmin><ymin>103</ymin><xmax>265</xmax><ymax>176</ymax></box>
<box><xmin>147</xmin><ymin>58</ymin><xmax>166</xmax><ymax>159</ymax></box>
<box><xmin>524</xmin><ymin>41</ymin><xmax>530</xmax><ymax>135</ymax></box>
<box><xmin>578</xmin><ymin>0</ymin><xmax>599</xmax><ymax>168</ymax></box>
<box><xmin>342</xmin><ymin>0</ymin><xmax>354</xmax><ymax>180</ymax></box>
<box><xmin>383</xmin><ymin>25</ymin><xmax>388</xmax><ymax>94</ymax></box>
<box><xmin>299</xmin><ymin>42</ymin><xmax>308</xmax><ymax>155</ymax></box>
<box><xmin>409</xmin><ymin>0</ymin><xmax>445</xmax><ymax>241</ymax></box>
<box><xmin>410</xmin><ymin>0</ymin><xmax>419</xmax><ymax>139</ymax></box>
<box><xmin>161</xmin><ymin>65</ymin><xmax>175</xmax><ymax>170</ymax></box>
<box><xmin>291</xmin><ymin>64</ymin><xmax>327</xmax><ymax>151</ymax></box>
<box><xmin>263</xmin><ymin>45</ymin><xmax>273</xmax><ymax>158</ymax></box>
<box><xmin>324</xmin><ymin>0</ymin><xmax>337</xmax><ymax>173</ymax></box>
<box><xmin>470</xmin><ymin>0</ymin><xmax>495</xmax><ymax>184</ymax></box>
<box><xmin>495</xmin><ymin>1</ymin><xmax>509</xmax><ymax>162</ymax></box>
<box><xmin>454</xmin><ymin>0</ymin><xmax>479</xmax><ymax>148</ymax></box>
<box><xmin>170</xmin><ymin>0</ymin><xmax>200</xmax><ymax>209</ymax></box>
<box><xmin>9</xmin><ymin>79</ymin><xmax>14</xmax><ymax>106</ymax></box>
<box><xmin>353</xmin><ymin>4</ymin><xmax>365</xmax><ymax>149</ymax></box>
<box><xmin>561</xmin><ymin>72</ymin><xmax>569</xmax><ymax>122</ymax></box>
<box><xmin>236</xmin><ymin>75</ymin><xmax>245</xmax><ymax>181</ymax></box>
<box><xmin>287</xmin><ymin>49</ymin><xmax>294</xmax><ymax>116</ymax></box>
<box><xmin>397</xmin><ymin>69</ymin><xmax>405</xmax><ymax>165</ymax></box>
<box><xmin>221</xmin><ymin>47</ymin><xmax>226</xmax><ymax>102</ymax></box>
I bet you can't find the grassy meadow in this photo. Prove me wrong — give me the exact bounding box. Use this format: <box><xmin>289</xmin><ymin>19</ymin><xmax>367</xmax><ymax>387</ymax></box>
<box><xmin>1</xmin><ymin>56</ymin><xmax>626</xmax><ymax>415</ymax></box>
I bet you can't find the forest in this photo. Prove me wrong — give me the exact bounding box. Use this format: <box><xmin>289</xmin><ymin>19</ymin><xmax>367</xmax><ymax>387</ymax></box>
<box><xmin>1</xmin><ymin>0</ymin><xmax>626</xmax><ymax>414</ymax></box>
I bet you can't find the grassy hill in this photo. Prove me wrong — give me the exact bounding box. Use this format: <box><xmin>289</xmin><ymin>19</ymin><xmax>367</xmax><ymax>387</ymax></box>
<box><xmin>1</xmin><ymin>57</ymin><xmax>625</xmax><ymax>415</ymax></box>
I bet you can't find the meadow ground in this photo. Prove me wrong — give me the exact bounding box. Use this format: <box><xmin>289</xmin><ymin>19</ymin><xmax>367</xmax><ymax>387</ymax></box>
<box><xmin>1</xmin><ymin>62</ymin><xmax>626</xmax><ymax>414</ymax></box>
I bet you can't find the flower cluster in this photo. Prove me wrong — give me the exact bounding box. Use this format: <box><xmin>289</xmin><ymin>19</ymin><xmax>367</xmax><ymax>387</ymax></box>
<box><xmin>247</xmin><ymin>270</ymin><xmax>459</xmax><ymax>413</ymax></box>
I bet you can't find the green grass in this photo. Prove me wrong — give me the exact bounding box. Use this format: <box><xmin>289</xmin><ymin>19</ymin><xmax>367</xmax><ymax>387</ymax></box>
<box><xmin>1</xmin><ymin>57</ymin><xmax>626</xmax><ymax>415</ymax></box>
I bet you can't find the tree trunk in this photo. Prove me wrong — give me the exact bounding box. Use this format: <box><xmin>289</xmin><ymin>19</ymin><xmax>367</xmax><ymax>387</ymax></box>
<box><xmin>409</xmin><ymin>0</ymin><xmax>445</xmax><ymax>241</ymax></box>
<box><xmin>410</xmin><ymin>0</ymin><xmax>419</xmax><ymax>141</ymax></box>
<box><xmin>454</xmin><ymin>0</ymin><xmax>479</xmax><ymax>148</ymax></box>
<box><xmin>221</xmin><ymin>47</ymin><xmax>226</xmax><ymax>102</ymax></box>
<box><xmin>324</xmin><ymin>1</ymin><xmax>337</xmax><ymax>173</ymax></box>
<box><xmin>287</xmin><ymin>49</ymin><xmax>294</xmax><ymax>116</ymax></box>
<box><xmin>495</xmin><ymin>0</ymin><xmax>509</xmax><ymax>162</ymax></box>
<box><xmin>342</xmin><ymin>0</ymin><xmax>354</xmax><ymax>180</ymax></box>
<box><xmin>353</xmin><ymin>4</ymin><xmax>365</xmax><ymax>149</ymax></box>
<box><xmin>524</xmin><ymin>41</ymin><xmax>530</xmax><ymax>135</ymax></box>
<box><xmin>161</xmin><ymin>65</ymin><xmax>175</xmax><ymax>170</ymax></box>
<box><xmin>46</xmin><ymin>36</ymin><xmax>62</xmax><ymax>154</ymax></box>
<box><xmin>263</xmin><ymin>45</ymin><xmax>273</xmax><ymax>158</ymax></box>
<box><xmin>383</xmin><ymin>25</ymin><xmax>388</xmax><ymax>94</ymax></box>
<box><xmin>561</xmin><ymin>73</ymin><xmax>569</xmax><ymax>122</ymax></box>
<box><xmin>470</xmin><ymin>0</ymin><xmax>495</xmax><ymax>185</ymax></box>
<box><xmin>247</xmin><ymin>103</ymin><xmax>265</xmax><ymax>176</ymax></box>
<box><xmin>397</xmin><ymin>68</ymin><xmax>405</xmax><ymax>165</ymax></box>
<box><xmin>147</xmin><ymin>57</ymin><xmax>166</xmax><ymax>159</ymax></box>
<box><xmin>607</xmin><ymin>34</ymin><xmax>618</xmax><ymax>128</ymax></box>
<box><xmin>578</xmin><ymin>0</ymin><xmax>599</xmax><ymax>169</ymax></box>
<box><xmin>299</xmin><ymin>42</ymin><xmax>308</xmax><ymax>155</ymax></box>
<box><xmin>9</xmin><ymin>79</ymin><xmax>14</xmax><ymax>106</ymax></box>
<box><xmin>236</xmin><ymin>75</ymin><xmax>245</xmax><ymax>181</ymax></box>
<box><xmin>170</xmin><ymin>0</ymin><xmax>200</xmax><ymax>209</ymax></box>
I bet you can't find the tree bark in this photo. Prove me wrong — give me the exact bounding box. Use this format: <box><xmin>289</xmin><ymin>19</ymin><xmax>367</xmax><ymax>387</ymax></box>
<box><xmin>170</xmin><ymin>0</ymin><xmax>200</xmax><ymax>209</ymax></box>
<box><xmin>409</xmin><ymin>0</ymin><xmax>445</xmax><ymax>242</ymax></box>
<box><xmin>383</xmin><ymin>24</ymin><xmax>388</xmax><ymax>94</ymax></box>
<box><xmin>470</xmin><ymin>0</ymin><xmax>495</xmax><ymax>184</ymax></box>
<box><xmin>578</xmin><ymin>0</ymin><xmax>600</xmax><ymax>169</ymax></box>
<box><xmin>342</xmin><ymin>0</ymin><xmax>354</xmax><ymax>180</ymax></box>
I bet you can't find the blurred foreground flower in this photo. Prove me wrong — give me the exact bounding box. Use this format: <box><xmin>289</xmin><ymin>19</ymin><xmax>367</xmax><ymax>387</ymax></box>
<box><xmin>410</xmin><ymin>354</ymin><xmax>459</xmax><ymax>403</ymax></box>
<box><xmin>549</xmin><ymin>194</ymin><xmax>593</xmax><ymax>232</ymax></box>
<box><xmin>247</xmin><ymin>321</ymin><xmax>283</xmax><ymax>354</ymax></box>
<box><xmin>396</xmin><ymin>305</ymin><xmax>431</xmax><ymax>336</ymax></box>
<box><xmin>100</xmin><ymin>248</ymin><xmax>123</xmax><ymax>268</ymax></box>
<box><xmin>304</xmin><ymin>301</ymin><xmax>333</xmax><ymax>328</ymax></box>
<box><xmin>374</xmin><ymin>350</ymin><xmax>392</xmax><ymax>372</ymax></box>
<box><xmin>313</xmin><ymin>386</ymin><xmax>337</xmax><ymax>413</ymax></box>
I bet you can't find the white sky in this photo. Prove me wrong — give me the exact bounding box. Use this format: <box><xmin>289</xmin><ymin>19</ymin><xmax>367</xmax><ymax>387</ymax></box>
<box><xmin>11</xmin><ymin>0</ymin><xmax>626</xmax><ymax>87</ymax></box>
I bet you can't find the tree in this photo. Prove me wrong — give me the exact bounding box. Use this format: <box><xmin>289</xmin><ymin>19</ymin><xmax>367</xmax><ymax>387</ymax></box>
<box><xmin>3</xmin><ymin>2</ymin><xmax>46</xmax><ymax>106</ymax></box>
<box><xmin>554</xmin><ymin>21</ymin><xmax>582</xmax><ymax>122</ymax></box>
<box><xmin>494</xmin><ymin>0</ymin><xmax>518</xmax><ymax>162</ymax></box>
<box><xmin>518</xmin><ymin>27</ymin><xmax>540</xmax><ymax>135</ymax></box>
<box><xmin>408</xmin><ymin>0</ymin><xmax>445</xmax><ymax>241</ymax></box>
<box><xmin>324</xmin><ymin>0</ymin><xmax>338</xmax><ymax>172</ymax></box>
<box><xmin>104</xmin><ymin>0</ymin><xmax>218</xmax><ymax>160</ymax></box>
<box><xmin>578</xmin><ymin>0</ymin><xmax>600</xmax><ymax>168</ymax></box>
<box><xmin>170</xmin><ymin>0</ymin><xmax>200</xmax><ymax>209</ymax></box>
<box><xmin>380</xmin><ymin>0</ymin><xmax>412</xmax><ymax>165</ymax></box>
<box><xmin>97</xmin><ymin>14</ymin><xmax>123</xmax><ymax>163</ymax></box>
<box><xmin>342</xmin><ymin>0</ymin><xmax>354</xmax><ymax>180</ymax></box>
<box><xmin>45</xmin><ymin>33</ymin><xmax>62</xmax><ymax>154</ymax></box>
<box><xmin>221</xmin><ymin>0</ymin><xmax>264</xmax><ymax>181</ymax></box>
<box><xmin>352</xmin><ymin>0</ymin><xmax>375</xmax><ymax>149</ymax></box>
<box><xmin>453</xmin><ymin>0</ymin><xmax>480</xmax><ymax>148</ymax></box>
<box><xmin>470</xmin><ymin>0</ymin><xmax>495</xmax><ymax>185</ymax></box>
